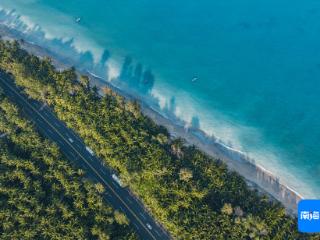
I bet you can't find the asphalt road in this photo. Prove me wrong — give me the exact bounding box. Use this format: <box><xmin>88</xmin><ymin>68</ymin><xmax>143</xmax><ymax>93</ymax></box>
<box><xmin>0</xmin><ymin>72</ymin><xmax>171</xmax><ymax>240</ymax></box>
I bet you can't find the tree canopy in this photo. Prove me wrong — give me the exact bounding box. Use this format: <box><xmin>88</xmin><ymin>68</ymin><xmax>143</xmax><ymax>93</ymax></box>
<box><xmin>0</xmin><ymin>90</ymin><xmax>137</xmax><ymax>239</ymax></box>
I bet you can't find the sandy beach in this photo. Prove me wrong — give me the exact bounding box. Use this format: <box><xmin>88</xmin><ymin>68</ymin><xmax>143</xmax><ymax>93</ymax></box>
<box><xmin>0</xmin><ymin>23</ymin><xmax>301</xmax><ymax>216</ymax></box>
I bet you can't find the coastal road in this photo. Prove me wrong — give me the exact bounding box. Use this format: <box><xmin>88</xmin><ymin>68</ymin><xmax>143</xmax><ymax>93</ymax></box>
<box><xmin>0</xmin><ymin>72</ymin><xmax>171</xmax><ymax>240</ymax></box>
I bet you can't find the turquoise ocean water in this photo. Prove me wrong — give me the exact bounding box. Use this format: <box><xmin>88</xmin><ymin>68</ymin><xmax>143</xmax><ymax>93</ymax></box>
<box><xmin>1</xmin><ymin>0</ymin><xmax>320</xmax><ymax>198</ymax></box>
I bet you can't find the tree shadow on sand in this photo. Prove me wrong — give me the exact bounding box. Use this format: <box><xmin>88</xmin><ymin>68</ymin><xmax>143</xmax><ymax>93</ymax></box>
<box><xmin>119</xmin><ymin>55</ymin><xmax>155</xmax><ymax>95</ymax></box>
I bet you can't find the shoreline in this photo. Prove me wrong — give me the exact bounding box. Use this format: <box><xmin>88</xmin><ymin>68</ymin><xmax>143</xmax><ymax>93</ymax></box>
<box><xmin>0</xmin><ymin>23</ymin><xmax>301</xmax><ymax>216</ymax></box>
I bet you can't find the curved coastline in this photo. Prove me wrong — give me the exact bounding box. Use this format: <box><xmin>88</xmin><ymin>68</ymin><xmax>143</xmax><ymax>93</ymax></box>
<box><xmin>0</xmin><ymin>23</ymin><xmax>302</xmax><ymax>216</ymax></box>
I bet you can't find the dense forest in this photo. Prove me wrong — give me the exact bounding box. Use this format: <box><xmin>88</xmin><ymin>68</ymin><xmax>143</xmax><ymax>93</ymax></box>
<box><xmin>0</xmin><ymin>88</ymin><xmax>137</xmax><ymax>238</ymax></box>
<box><xmin>0</xmin><ymin>39</ymin><xmax>317</xmax><ymax>239</ymax></box>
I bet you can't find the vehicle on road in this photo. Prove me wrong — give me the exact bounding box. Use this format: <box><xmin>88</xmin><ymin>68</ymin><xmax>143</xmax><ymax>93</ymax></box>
<box><xmin>68</xmin><ymin>137</ymin><xmax>74</xmax><ymax>143</ymax></box>
<box><xmin>85</xmin><ymin>146</ymin><xmax>94</xmax><ymax>156</ymax></box>
<box><xmin>146</xmin><ymin>223</ymin><xmax>153</xmax><ymax>230</ymax></box>
<box><xmin>112</xmin><ymin>173</ymin><xmax>123</xmax><ymax>187</ymax></box>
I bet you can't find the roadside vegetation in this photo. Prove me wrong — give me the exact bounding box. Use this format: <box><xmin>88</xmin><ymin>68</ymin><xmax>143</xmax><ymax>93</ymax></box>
<box><xmin>0</xmin><ymin>88</ymin><xmax>136</xmax><ymax>239</ymax></box>
<box><xmin>0</xmin><ymin>39</ymin><xmax>316</xmax><ymax>239</ymax></box>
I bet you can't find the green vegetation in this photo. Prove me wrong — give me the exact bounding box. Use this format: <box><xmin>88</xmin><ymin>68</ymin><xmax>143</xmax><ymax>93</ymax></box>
<box><xmin>0</xmin><ymin>39</ymin><xmax>317</xmax><ymax>239</ymax></box>
<box><xmin>0</xmin><ymin>89</ymin><xmax>136</xmax><ymax>239</ymax></box>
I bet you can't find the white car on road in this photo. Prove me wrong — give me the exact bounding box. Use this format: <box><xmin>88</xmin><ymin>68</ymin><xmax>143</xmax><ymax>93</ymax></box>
<box><xmin>85</xmin><ymin>146</ymin><xmax>94</xmax><ymax>156</ymax></box>
<box><xmin>112</xmin><ymin>173</ymin><xmax>124</xmax><ymax>187</ymax></box>
<box><xmin>146</xmin><ymin>223</ymin><xmax>152</xmax><ymax>230</ymax></box>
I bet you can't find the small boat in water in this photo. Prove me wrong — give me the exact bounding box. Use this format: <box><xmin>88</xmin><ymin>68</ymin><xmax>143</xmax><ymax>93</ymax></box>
<box><xmin>76</xmin><ymin>17</ymin><xmax>81</xmax><ymax>23</ymax></box>
<box><xmin>191</xmin><ymin>77</ymin><xmax>198</xmax><ymax>82</ymax></box>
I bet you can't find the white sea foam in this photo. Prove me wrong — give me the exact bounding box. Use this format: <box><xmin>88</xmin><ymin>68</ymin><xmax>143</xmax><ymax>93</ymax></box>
<box><xmin>106</xmin><ymin>59</ymin><xmax>121</xmax><ymax>81</ymax></box>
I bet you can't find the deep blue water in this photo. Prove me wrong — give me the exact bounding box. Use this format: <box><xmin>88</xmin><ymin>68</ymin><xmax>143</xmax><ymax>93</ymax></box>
<box><xmin>1</xmin><ymin>0</ymin><xmax>320</xmax><ymax>197</ymax></box>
